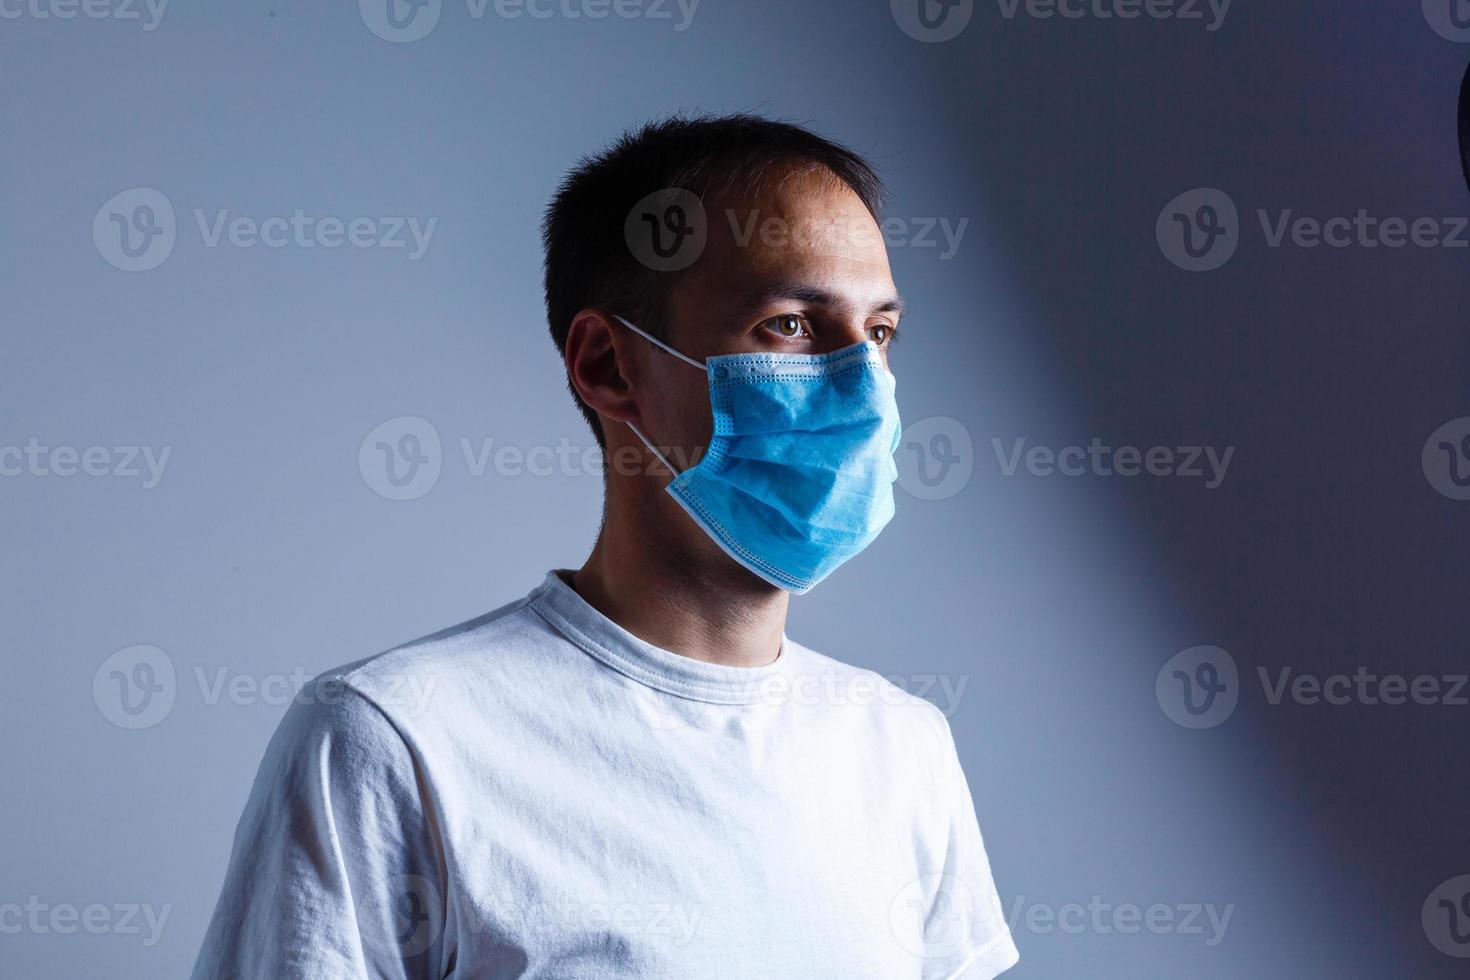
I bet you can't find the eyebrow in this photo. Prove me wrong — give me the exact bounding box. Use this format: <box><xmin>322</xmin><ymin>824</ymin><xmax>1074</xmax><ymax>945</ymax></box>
<box><xmin>732</xmin><ymin>278</ymin><xmax>906</xmax><ymax>320</ymax></box>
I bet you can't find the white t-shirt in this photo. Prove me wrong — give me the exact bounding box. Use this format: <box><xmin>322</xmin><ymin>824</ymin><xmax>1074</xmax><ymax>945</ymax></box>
<box><xmin>192</xmin><ymin>571</ymin><xmax>1018</xmax><ymax>979</ymax></box>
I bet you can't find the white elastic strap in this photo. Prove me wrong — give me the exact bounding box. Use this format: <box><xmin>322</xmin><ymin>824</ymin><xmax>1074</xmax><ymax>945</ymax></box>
<box><xmin>614</xmin><ymin>314</ymin><xmax>700</xmax><ymax>477</ymax></box>
<box><xmin>612</xmin><ymin>315</ymin><xmax>706</xmax><ymax>371</ymax></box>
<box><xmin>626</xmin><ymin>421</ymin><xmax>679</xmax><ymax>477</ymax></box>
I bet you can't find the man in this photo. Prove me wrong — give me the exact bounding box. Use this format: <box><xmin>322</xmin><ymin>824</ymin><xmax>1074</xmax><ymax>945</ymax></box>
<box><xmin>192</xmin><ymin>114</ymin><xmax>1018</xmax><ymax>979</ymax></box>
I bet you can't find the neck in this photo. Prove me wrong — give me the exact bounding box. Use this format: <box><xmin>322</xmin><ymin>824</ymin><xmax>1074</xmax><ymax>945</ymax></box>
<box><xmin>572</xmin><ymin>486</ymin><xmax>788</xmax><ymax>668</ymax></box>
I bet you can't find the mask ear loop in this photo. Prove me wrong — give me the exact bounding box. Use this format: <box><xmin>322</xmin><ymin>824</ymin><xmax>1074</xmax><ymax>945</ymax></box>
<box><xmin>626</xmin><ymin>422</ymin><xmax>679</xmax><ymax>477</ymax></box>
<box><xmin>611</xmin><ymin>314</ymin><xmax>706</xmax><ymax>477</ymax></box>
<box><xmin>612</xmin><ymin>315</ymin><xmax>706</xmax><ymax>370</ymax></box>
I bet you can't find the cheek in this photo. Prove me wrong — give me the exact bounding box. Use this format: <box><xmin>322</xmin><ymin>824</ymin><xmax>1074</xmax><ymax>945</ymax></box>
<box><xmin>650</xmin><ymin>374</ymin><xmax>714</xmax><ymax>451</ymax></box>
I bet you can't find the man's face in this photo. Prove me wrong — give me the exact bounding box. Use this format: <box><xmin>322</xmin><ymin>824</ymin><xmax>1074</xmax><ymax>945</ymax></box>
<box><xmin>634</xmin><ymin>167</ymin><xmax>903</xmax><ymax>467</ymax></box>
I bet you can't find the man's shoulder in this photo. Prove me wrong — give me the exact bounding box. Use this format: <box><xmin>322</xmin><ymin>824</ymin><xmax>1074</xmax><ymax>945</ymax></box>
<box><xmin>293</xmin><ymin>591</ymin><xmax>553</xmax><ymax>733</ymax></box>
<box><xmin>784</xmin><ymin>638</ymin><xmax>955</xmax><ymax>741</ymax></box>
<box><xmin>346</xmin><ymin>594</ymin><xmax>538</xmax><ymax>684</ymax></box>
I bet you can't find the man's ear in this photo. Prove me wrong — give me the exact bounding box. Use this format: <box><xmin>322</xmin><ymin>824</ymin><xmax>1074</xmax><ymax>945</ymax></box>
<box><xmin>565</xmin><ymin>309</ymin><xmax>641</xmax><ymax>428</ymax></box>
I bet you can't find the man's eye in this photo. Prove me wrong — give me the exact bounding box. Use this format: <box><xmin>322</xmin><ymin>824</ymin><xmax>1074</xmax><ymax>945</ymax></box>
<box><xmin>764</xmin><ymin>315</ymin><xmax>811</xmax><ymax>339</ymax></box>
<box><xmin>867</xmin><ymin>323</ymin><xmax>897</xmax><ymax>346</ymax></box>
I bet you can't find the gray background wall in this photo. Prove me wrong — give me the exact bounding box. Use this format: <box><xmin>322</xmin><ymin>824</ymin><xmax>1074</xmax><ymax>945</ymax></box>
<box><xmin>3</xmin><ymin>1</ymin><xmax>1468</xmax><ymax>976</ymax></box>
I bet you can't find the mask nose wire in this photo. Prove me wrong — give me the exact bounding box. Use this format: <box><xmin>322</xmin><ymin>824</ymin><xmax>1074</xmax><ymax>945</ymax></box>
<box><xmin>611</xmin><ymin>314</ymin><xmax>706</xmax><ymax>478</ymax></box>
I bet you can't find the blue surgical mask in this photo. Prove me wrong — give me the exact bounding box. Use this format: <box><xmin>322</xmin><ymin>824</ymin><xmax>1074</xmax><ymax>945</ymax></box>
<box><xmin>614</xmin><ymin>315</ymin><xmax>902</xmax><ymax>594</ymax></box>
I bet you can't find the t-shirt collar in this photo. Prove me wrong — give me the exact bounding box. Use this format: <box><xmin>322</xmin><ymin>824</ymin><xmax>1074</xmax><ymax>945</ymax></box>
<box><xmin>527</xmin><ymin>570</ymin><xmax>795</xmax><ymax>705</ymax></box>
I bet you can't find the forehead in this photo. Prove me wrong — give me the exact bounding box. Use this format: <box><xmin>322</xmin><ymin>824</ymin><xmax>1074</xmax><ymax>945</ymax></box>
<box><xmin>675</xmin><ymin>167</ymin><xmax>895</xmax><ymax>316</ymax></box>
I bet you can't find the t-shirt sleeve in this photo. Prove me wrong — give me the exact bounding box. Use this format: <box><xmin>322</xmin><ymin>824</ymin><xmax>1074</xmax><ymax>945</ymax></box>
<box><xmin>190</xmin><ymin>676</ymin><xmax>449</xmax><ymax>980</ymax></box>
<box><xmin>919</xmin><ymin>712</ymin><xmax>1019</xmax><ymax>980</ymax></box>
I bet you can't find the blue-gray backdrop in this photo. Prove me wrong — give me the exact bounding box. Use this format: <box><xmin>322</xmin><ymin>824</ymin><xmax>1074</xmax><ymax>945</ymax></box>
<box><xmin>3</xmin><ymin>1</ymin><xmax>1469</xmax><ymax>976</ymax></box>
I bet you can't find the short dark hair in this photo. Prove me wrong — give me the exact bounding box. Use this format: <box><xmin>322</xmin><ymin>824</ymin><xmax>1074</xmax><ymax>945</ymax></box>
<box><xmin>541</xmin><ymin>112</ymin><xmax>886</xmax><ymax>446</ymax></box>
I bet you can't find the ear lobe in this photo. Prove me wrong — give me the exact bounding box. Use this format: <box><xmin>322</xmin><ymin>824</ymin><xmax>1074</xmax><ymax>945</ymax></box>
<box><xmin>565</xmin><ymin>309</ymin><xmax>640</xmax><ymax>426</ymax></box>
